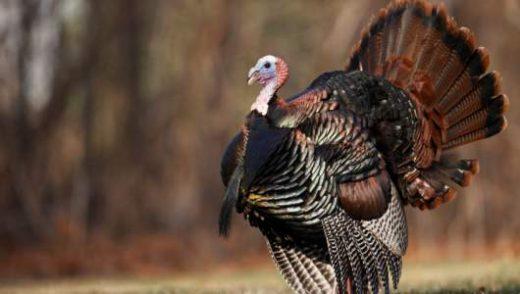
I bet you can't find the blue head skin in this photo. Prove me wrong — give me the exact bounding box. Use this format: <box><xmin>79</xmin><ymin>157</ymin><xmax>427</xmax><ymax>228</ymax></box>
<box><xmin>247</xmin><ymin>55</ymin><xmax>278</xmax><ymax>86</ymax></box>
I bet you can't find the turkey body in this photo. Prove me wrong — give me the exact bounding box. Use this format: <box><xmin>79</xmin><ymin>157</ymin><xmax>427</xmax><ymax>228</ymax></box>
<box><xmin>219</xmin><ymin>1</ymin><xmax>508</xmax><ymax>293</ymax></box>
<box><xmin>222</xmin><ymin>71</ymin><xmax>411</xmax><ymax>293</ymax></box>
<box><xmin>223</xmin><ymin>71</ymin><xmax>413</xmax><ymax>237</ymax></box>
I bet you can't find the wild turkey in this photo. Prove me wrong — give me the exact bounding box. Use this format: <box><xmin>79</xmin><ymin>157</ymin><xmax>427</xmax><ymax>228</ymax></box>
<box><xmin>219</xmin><ymin>0</ymin><xmax>508</xmax><ymax>293</ymax></box>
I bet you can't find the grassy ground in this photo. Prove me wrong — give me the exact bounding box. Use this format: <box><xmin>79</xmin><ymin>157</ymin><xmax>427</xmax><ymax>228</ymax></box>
<box><xmin>1</xmin><ymin>259</ymin><xmax>519</xmax><ymax>293</ymax></box>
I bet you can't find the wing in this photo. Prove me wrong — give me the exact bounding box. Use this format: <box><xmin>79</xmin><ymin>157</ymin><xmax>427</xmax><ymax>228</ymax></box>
<box><xmin>267</xmin><ymin>72</ymin><xmax>340</xmax><ymax>129</ymax></box>
<box><xmin>322</xmin><ymin>184</ymin><xmax>407</xmax><ymax>294</ymax></box>
<box><xmin>265</xmin><ymin>236</ymin><xmax>337</xmax><ymax>293</ymax></box>
<box><xmin>300</xmin><ymin>108</ymin><xmax>393</xmax><ymax>220</ymax></box>
<box><xmin>221</xmin><ymin>115</ymin><xmax>293</xmax><ymax>188</ymax></box>
<box><xmin>260</xmin><ymin>70</ymin><xmax>394</xmax><ymax>220</ymax></box>
<box><xmin>220</xmin><ymin>131</ymin><xmax>244</xmax><ymax>187</ymax></box>
<box><xmin>346</xmin><ymin>0</ymin><xmax>508</xmax><ymax>209</ymax></box>
<box><xmin>219</xmin><ymin>115</ymin><xmax>292</xmax><ymax>235</ymax></box>
<box><xmin>265</xmin><ymin>181</ymin><xmax>407</xmax><ymax>294</ymax></box>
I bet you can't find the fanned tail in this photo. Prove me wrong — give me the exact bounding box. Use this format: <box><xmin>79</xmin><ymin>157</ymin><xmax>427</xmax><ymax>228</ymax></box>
<box><xmin>347</xmin><ymin>0</ymin><xmax>508</xmax><ymax>208</ymax></box>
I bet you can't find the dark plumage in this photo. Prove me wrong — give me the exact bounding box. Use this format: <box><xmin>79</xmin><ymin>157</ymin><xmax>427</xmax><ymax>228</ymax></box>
<box><xmin>219</xmin><ymin>0</ymin><xmax>508</xmax><ymax>293</ymax></box>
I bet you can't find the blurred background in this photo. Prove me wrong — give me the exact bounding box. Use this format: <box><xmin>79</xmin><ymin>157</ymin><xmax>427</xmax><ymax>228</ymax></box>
<box><xmin>0</xmin><ymin>0</ymin><xmax>518</xmax><ymax>282</ymax></box>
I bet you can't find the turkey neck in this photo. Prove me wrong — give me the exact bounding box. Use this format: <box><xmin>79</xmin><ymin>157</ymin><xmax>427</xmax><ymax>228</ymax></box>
<box><xmin>259</xmin><ymin>81</ymin><xmax>278</xmax><ymax>105</ymax></box>
<box><xmin>251</xmin><ymin>79</ymin><xmax>279</xmax><ymax>116</ymax></box>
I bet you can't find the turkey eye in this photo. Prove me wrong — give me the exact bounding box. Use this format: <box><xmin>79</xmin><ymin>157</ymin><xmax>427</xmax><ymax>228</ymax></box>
<box><xmin>264</xmin><ymin>62</ymin><xmax>271</xmax><ymax>69</ymax></box>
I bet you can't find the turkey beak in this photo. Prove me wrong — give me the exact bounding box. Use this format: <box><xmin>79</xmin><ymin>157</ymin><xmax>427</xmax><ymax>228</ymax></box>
<box><xmin>247</xmin><ymin>68</ymin><xmax>259</xmax><ymax>85</ymax></box>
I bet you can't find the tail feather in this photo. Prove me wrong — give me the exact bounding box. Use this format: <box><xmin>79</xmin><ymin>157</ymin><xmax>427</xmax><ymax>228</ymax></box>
<box><xmin>448</xmin><ymin>108</ymin><xmax>495</xmax><ymax>141</ymax></box>
<box><xmin>430</xmin><ymin>26</ymin><xmax>475</xmax><ymax>105</ymax></box>
<box><xmin>444</xmin><ymin>72</ymin><xmax>501</xmax><ymax>126</ymax></box>
<box><xmin>443</xmin><ymin>116</ymin><xmax>507</xmax><ymax>149</ymax></box>
<box><xmin>441</xmin><ymin>166</ymin><xmax>474</xmax><ymax>187</ymax></box>
<box><xmin>435</xmin><ymin>47</ymin><xmax>490</xmax><ymax>114</ymax></box>
<box><xmin>433</xmin><ymin>158</ymin><xmax>479</xmax><ymax>187</ymax></box>
<box><xmin>347</xmin><ymin>0</ymin><xmax>507</xmax><ymax>207</ymax></box>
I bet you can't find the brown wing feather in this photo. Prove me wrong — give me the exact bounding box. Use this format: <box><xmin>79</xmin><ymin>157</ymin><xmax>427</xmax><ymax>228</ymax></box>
<box><xmin>339</xmin><ymin>171</ymin><xmax>391</xmax><ymax>220</ymax></box>
<box><xmin>268</xmin><ymin>88</ymin><xmax>337</xmax><ymax>128</ymax></box>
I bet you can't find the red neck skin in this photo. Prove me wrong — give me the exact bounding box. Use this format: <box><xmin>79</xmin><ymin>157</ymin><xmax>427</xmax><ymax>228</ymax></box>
<box><xmin>271</xmin><ymin>58</ymin><xmax>289</xmax><ymax>107</ymax></box>
<box><xmin>275</xmin><ymin>58</ymin><xmax>289</xmax><ymax>91</ymax></box>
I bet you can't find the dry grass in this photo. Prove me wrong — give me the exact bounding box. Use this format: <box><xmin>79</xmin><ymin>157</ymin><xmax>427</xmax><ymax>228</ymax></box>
<box><xmin>1</xmin><ymin>259</ymin><xmax>519</xmax><ymax>293</ymax></box>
